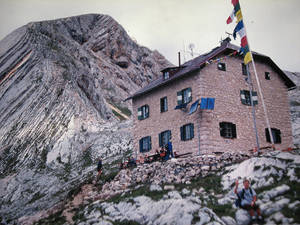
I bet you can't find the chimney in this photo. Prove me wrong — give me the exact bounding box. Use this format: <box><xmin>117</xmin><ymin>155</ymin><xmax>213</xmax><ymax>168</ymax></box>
<box><xmin>178</xmin><ymin>52</ymin><xmax>181</xmax><ymax>67</ymax></box>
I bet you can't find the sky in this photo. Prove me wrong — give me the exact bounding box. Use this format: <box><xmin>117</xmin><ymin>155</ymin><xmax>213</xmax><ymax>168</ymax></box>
<box><xmin>0</xmin><ymin>0</ymin><xmax>300</xmax><ymax>72</ymax></box>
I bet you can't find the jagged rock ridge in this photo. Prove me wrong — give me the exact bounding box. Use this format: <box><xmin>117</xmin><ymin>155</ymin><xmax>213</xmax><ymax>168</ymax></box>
<box><xmin>0</xmin><ymin>14</ymin><xmax>171</xmax><ymax>223</ymax></box>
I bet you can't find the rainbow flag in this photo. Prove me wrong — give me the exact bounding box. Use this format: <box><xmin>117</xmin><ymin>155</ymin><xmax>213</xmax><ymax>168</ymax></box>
<box><xmin>227</xmin><ymin>0</ymin><xmax>252</xmax><ymax>64</ymax></box>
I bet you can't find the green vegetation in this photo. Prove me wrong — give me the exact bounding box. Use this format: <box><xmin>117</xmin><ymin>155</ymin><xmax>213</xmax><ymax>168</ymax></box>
<box><xmin>108</xmin><ymin>99</ymin><xmax>132</xmax><ymax>117</ymax></box>
<box><xmin>112</xmin><ymin>109</ymin><xmax>126</xmax><ymax>121</ymax></box>
<box><xmin>34</xmin><ymin>210</ymin><xmax>66</xmax><ymax>225</ymax></box>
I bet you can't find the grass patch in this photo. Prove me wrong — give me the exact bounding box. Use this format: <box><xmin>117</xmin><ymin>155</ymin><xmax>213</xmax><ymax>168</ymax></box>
<box><xmin>112</xmin><ymin>109</ymin><xmax>126</xmax><ymax>121</ymax></box>
<box><xmin>188</xmin><ymin>174</ymin><xmax>224</xmax><ymax>194</ymax></box>
<box><xmin>34</xmin><ymin>210</ymin><xmax>66</xmax><ymax>225</ymax></box>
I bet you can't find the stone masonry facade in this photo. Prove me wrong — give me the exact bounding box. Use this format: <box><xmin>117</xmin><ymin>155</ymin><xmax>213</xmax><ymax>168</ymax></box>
<box><xmin>131</xmin><ymin>51</ymin><xmax>294</xmax><ymax>157</ymax></box>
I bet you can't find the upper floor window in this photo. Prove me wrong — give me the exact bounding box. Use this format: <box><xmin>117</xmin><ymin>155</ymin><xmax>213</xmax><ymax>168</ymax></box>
<box><xmin>265</xmin><ymin>72</ymin><xmax>270</xmax><ymax>80</ymax></box>
<box><xmin>240</xmin><ymin>90</ymin><xmax>258</xmax><ymax>106</ymax></box>
<box><xmin>159</xmin><ymin>130</ymin><xmax>171</xmax><ymax>147</ymax></box>
<box><xmin>138</xmin><ymin>104</ymin><xmax>149</xmax><ymax>120</ymax></box>
<box><xmin>139</xmin><ymin>136</ymin><xmax>152</xmax><ymax>152</ymax></box>
<box><xmin>177</xmin><ymin>87</ymin><xmax>192</xmax><ymax>106</ymax></box>
<box><xmin>219</xmin><ymin>122</ymin><xmax>237</xmax><ymax>139</ymax></box>
<box><xmin>160</xmin><ymin>97</ymin><xmax>168</xmax><ymax>113</ymax></box>
<box><xmin>242</xmin><ymin>63</ymin><xmax>248</xmax><ymax>75</ymax></box>
<box><xmin>265</xmin><ymin>128</ymin><xmax>281</xmax><ymax>144</ymax></box>
<box><xmin>217</xmin><ymin>62</ymin><xmax>226</xmax><ymax>71</ymax></box>
<box><xmin>163</xmin><ymin>71</ymin><xmax>169</xmax><ymax>80</ymax></box>
<box><xmin>180</xmin><ymin>123</ymin><xmax>194</xmax><ymax>141</ymax></box>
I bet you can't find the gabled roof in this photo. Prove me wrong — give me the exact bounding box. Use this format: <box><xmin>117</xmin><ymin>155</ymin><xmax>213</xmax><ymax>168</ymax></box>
<box><xmin>126</xmin><ymin>39</ymin><xmax>296</xmax><ymax>101</ymax></box>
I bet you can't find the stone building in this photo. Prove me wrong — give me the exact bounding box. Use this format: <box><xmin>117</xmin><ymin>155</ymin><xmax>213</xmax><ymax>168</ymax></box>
<box><xmin>126</xmin><ymin>39</ymin><xmax>296</xmax><ymax>157</ymax></box>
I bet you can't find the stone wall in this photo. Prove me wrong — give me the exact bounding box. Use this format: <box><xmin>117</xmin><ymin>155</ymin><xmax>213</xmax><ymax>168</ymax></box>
<box><xmin>132</xmin><ymin>54</ymin><xmax>293</xmax><ymax>156</ymax></box>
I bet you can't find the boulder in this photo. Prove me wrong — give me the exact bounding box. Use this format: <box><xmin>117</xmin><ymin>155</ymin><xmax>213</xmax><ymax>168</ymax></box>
<box><xmin>235</xmin><ymin>209</ymin><xmax>251</xmax><ymax>225</ymax></box>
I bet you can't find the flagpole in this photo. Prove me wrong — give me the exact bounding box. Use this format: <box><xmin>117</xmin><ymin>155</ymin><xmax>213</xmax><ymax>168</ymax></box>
<box><xmin>239</xmin><ymin>1</ymin><xmax>275</xmax><ymax>150</ymax></box>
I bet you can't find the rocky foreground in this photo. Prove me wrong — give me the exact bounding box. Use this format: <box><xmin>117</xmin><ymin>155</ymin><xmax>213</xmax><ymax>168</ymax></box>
<box><xmin>25</xmin><ymin>150</ymin><xmax>300</xmax><ymax>225</ymax></box>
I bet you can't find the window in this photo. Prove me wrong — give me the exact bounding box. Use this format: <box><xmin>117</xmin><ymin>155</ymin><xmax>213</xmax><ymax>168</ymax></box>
<box><xmin>240</xmin><ymin>90</ymin><xmax>258</xmax><ymax>106</ymax></box>
<box><xmin>265</xmin><ymin>72</ymin><xmax>270</xmax><ymax>80</ymax></box>
<box><xmin>177</xmin><ymin>87</ymin><xmax>192</xmax><ymax>106</ymax></box>
<box><xmin>217</xmin><ymin>62</ymin><xmax>226</xmax><ymax>71</ymax></box>
<box><xmin>160</xmin><ymin>97</ymin><xmax>168</xmax><ymax>113</ymax></box>
<box><xmin>139</xmin><ymin>136</ymin><xmax>152</xmax><ymax>152</ymax></box>
<box><xmin>138</xmin><ymin>105</ymin><xmax>149</xmax><ymax>120</ymax></box>
<box><xmin>180</xmin><ymin>123</ymin><xmax>194</xmax><ymax>141</ymax></box>
<box><xmin>219</xmin><ymin>122</ymin><xmax>237</xmax><ymax>139</ymax></box>
<box><xmin>159</xmin><ymin>130</ymin><xmax>171</xmax><ymax>147</ymax></box>
<box><xmin>265</xmin><ymin>128</ymin><xmax>281</xmax><ymax>144</ymax></box>
<box><xmin>242</xmin><ymin>63</ymin><xmax>248</xmax><ymax>75</ymax></box>
<box><xmin>163</xmin><ymin>71</ymin><xmax>169</xmax><ymax>80</ymax></box>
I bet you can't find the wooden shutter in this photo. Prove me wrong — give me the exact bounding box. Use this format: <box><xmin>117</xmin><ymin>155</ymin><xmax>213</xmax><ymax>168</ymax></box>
<box><xmin>139</xmin><ymin>138</ymin><xmax>143</xmax><ymax>152</ymax></box>
<box><xmin>138</xmin><ymin>107</ymin><xmax>142</xmax><ymax>120</ymax></box>
<box><xmin>190</xmin><ymin>123</ymin><xmax>194</xmax><ymax>139</ymax></box>
<box><xmin>265</xmin><ymin>128</ymin><xmax>271</xmax><ymax>142</ymax></box>
<box><xmin>148</xmin><ymin>136</ymin><xmax>152</xmax><ymax>150</ymax></box>
<box><xmin>252</xmin><ymin>91</ymin><xmax>258</xmax><ymax>105</ymax></box>
<box><xmin>145</xmin><ymin>105</ymin><xmax>149</xmax><ymax>118</ymax></box>
<box><xmin>276</xmin><ymin>129</ymin><xmax>281</xmax><ymax>144</ymax></box>
<box><xmin>180</xmin><ymin>126</ymin><xmax>184</xmax><ymax>141</ymax></box>
<box><xmin>186</xmin><ymin>88</ymin><xmax>192</xmax><ymax>103</ymax></box>
<box><xmin>220</xmin><ymin>122</ymin><xmax>226</xmax><ymax>137</ymax></box>
<box><xmin>231</xmin><ymin>123</ymin><xmax>237</xmax><ymax>138</ymax></box>
<box><xmin>159</xmin><ymin>133</ymin><xmax>162</xmax><ymax>147</ymax></box>
<box><xmin>177</xmin><ymin>91</ymin><xmax>183</xmax><ymax>105</ymax></box>
<box><xmin>240</xmin><ymin>90</ymin><xmax>247</xmax><ymax>105</ymax></box>
<box><xmin>167</xmin><ymin>130</ymin><xmax>171</xmax><ymax>142</ymax></box>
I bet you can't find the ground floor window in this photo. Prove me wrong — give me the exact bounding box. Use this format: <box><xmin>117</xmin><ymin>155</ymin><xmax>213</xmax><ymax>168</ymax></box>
<box><xmin>265</xmin><ymin>128</ymin><xmax>281</xmax><ymax>144</ymax></box>
<box><xmin>180</xmin><ymin>123</ymin><xmax>194</xmax><ymax>141</ymax></box>
<box><xmin>219</xmin><ymin>122</ymin><xmax>237</xmax><ymax>139</ymax></box>
<box><xmin>139</xmin><ymin>136</ymin><xmax>152</xmax><ymax>152</ymax></box>
<box><xmin>159</xmin><ymin>130</ymin><xmax>171</xmax><ymax>147</ymax></box>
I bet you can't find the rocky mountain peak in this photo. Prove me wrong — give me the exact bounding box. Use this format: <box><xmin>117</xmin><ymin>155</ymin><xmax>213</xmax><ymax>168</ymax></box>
<box><xmin>0</xmin><ymin>14</ymin><xmax>172</xmax><ymax>223</ymax></box>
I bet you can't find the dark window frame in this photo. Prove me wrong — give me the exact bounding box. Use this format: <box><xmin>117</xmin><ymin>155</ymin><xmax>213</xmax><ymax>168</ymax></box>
<box><xmin>180</xmin><ymin>123</ymin><xmax>194</xmax><ymax>141</ymax></box>
<box><xmin>138</xmin><ymin>104</ymin><xmax>149</xmax><ymax>120</ymax></box>
<box><xmin>219</xmin><ymin>122</ymin><xmax>237</xmax><ymax>139</ymax></box>
<box><xmin>160</xmin><ymin>96</ymin><xmax>168</xmax><ymax>113</ymax></box>
<box><xmin>265</xmin><ymin>128</ymin><xmax>281</xmax><ymax>144</ymax></box>
<box><xmin>177</xmin><ymin>87</ymin><xmax>192</xmax><ymax>106</ymax></box>
<box><xmin>242</xmin><ymin>63</ymin><xmax>248</xmax><ymax>75</ymax></box>
<box><xmin>163</xmin><ymin>71</ymin><xmax>169</xmax><ymax>80</ymax></box>
<box><xmin>240</xmin><ymin>90</ymin><xmax>258</xmax><ymax>106</ymax></box>
<box><xmin>265</xmin><ymin>72</ymin><xmax>270</xmax><ymax>80</ymax></box>
<box><xmin>217</xmin><ymin>62</ymin><xmax>226</xmax><ymax>71</ymax></box>
<box><xmin>159</xmin><ymin>130</ymin><xmax>171</xmax><ymax>147</ymax></box>
<box><xmin>139</xmin><ymin>136</ymin><xmax>152</xmax><ymax>153</ymax></box>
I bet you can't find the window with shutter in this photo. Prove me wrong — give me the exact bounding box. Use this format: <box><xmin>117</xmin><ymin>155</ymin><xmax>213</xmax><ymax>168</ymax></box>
<box><xmin>180</xmin><ymin>123</ymin><xmax>194</xmax><ymax>141</ymax></box>
<box><xmin>240</xmin><ymin>90</ymin><xmax>258</xmax><ymax>106</ymax></box>
<box><xmin>219</xmin><ymin>122</ymin><xmax>237</xmax><ymax>139</ymax></box>
<box><xmin>138</xmin><ymin>105</ymin><xmax>150</xmax><ymax>120</ymax></box>
<box><xmin>160</xmin><ymin>97</ymin><xmax>168</xmax><ymax>113</ymax></box>
<box><xmin>265</xmin><ymin>128</ymin><xmax>281</xmax><ymax>144</ymax></box>
<box><xmin>139</xmin><ymin>136</ymin><xmax>152</xmax><ymax>152</ymax></box>
<box><xmin>159</xmin><ymin>130</ymin><xmax>171</xmax><ymax>147</ymax></box>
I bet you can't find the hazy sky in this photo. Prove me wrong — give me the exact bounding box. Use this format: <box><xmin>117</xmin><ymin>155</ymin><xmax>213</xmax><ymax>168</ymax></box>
<box><xmin>0</xmin><ymin>0</ymin><xmax>300</xmax><ymax>72</ymax></box>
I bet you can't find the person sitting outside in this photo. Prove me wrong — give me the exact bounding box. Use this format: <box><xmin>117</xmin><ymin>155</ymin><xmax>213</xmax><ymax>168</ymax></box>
<box><xmin>234</xmin><ymin>178</ymin><xmax>263</xmax><ymax>223</ymax></box>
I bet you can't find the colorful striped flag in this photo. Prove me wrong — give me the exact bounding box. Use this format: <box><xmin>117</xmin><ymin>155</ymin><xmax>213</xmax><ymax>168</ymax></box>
<box><xmin>227</xmin><ymin>0</ymin><xmax>252</xmax><ymax>64</ymax></box>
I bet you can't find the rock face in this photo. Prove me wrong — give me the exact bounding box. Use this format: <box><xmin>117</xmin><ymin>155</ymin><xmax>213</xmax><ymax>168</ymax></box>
<box><xmin>285</xmin><ymin>71</ymin><xmax>300</xmax><ymax>148</ymax></box>
<box><xmin>0</xmin><ymin>14</ymin><xmax>171</xmax><ymax>223</ymax></box>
